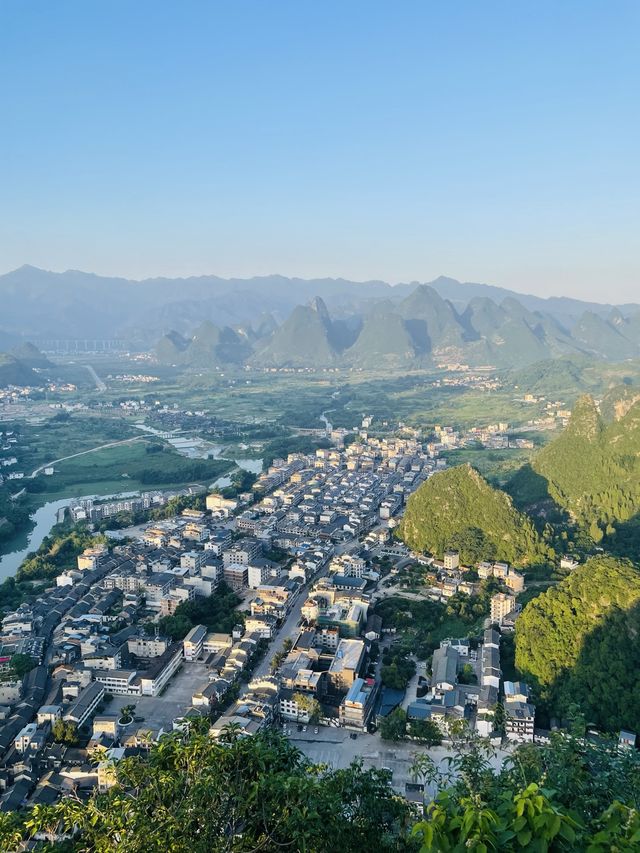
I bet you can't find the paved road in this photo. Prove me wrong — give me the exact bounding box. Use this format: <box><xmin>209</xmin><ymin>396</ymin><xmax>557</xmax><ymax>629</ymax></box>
<box><xmin>290</xmin><ymin>726</ymin><xmax>512</xmax><ymax>795</ymax></box>
<box><xmin>242</xmin><ymin>539</ymin><xmax>356</xmax><ymax>689</ymax></box>
<box><xmin>401</xmin><ymin>659</ymin><xmax>425</xmax><ymax>710</ymax></box>
<box><xmin>29</xmin><ymin>436</ymin><xmax>146</xmax><ymax>477</ymax></box>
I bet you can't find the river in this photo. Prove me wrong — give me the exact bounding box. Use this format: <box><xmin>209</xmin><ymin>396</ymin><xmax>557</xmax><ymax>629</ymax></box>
<box><xmin>0</xmin><ymin>429</ymin><xmax>264</xmax><ymax>582</ymax></box>
<box><xmin>132</xmin><ymin>424</ymin><xmax>263</xmax><ymax>474</ymax></box>
<box><xmin>320</xmin><ymin>410</ymin><xmax>333</xmax><ymax>432</ymax></box>
<box><xmin>0</xmin><ymin>491</ymin><xmax>139</xmax><ymax>582</ymax></box>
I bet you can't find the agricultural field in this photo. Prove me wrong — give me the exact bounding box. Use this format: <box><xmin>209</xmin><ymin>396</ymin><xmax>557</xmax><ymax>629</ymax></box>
<box><xmin>22</xmin><ymin>442</ymin><xmax>233</xmax><ymax>507</ymax></box>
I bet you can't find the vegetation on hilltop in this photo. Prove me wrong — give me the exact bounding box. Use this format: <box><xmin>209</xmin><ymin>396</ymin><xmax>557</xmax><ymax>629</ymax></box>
<box><xmin>506</xmin><ymin>355</ymin><xmax>596</xmax><ymax>398</ymax></box>
<box><xmin>398</xmin><ymin>464</ymin><xmax>552</xmax><ymax>567</ymax></box>
<box><xmin>14</xmin><ymin>526</ymin><xmax>106</xmax><ymax>584</ymax></box>
<box><xmin>514</xmin><ymin>393</ymin><xmax>640</xmax><ymax>549</ymax></box>
<box><xmin>0</xmin><ymin>351</ymin><xmax>37</xmax><ymax>386</ymax></box>
<box><xmin>515</xmin><ymin>556</ymin><xmax>640</xmax><ymax>732</ymax></box>
<box><xmin>251</xmin><ymin>297</ymin><xmax>339</xmax><ymax>367</ymax></box>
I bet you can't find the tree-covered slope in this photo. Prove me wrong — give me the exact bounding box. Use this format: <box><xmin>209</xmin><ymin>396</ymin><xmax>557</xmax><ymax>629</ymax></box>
<box><xmin>252</xmin><ymin>297</ymin><xmax>338</xmax><ymax>366</ymax></box>
<box><xmin>9</xmin><ymin>341</ymin><xmax>52</xmax><ymax>368</ymax></box>
<box><xmin>344</xmin><ymin>302</ymin><xmax>417</xmax><ymax>367</ymax></box>
<box><xmin>515</xmin><ymin>556</ymin><xmax>640</xmax><ymax>732</ymax></box>
<box><xmin>525</xmin><ymin>393</ymin><xmax>640</xmax><ymax>544</ymax></box>
<box><xmin>397</xmin><ymin>284</ymin><xmax>465</xmax><ymax>356</ymax></box>
<box><xmin>398</xmin><ymin>464</ymin><xmax>549</xmax><ymax>565</ymax></box>
<box><xmin>0</xmin><ymin>352</ymin><xmax>38</xmax><ymax>387</ymax></box>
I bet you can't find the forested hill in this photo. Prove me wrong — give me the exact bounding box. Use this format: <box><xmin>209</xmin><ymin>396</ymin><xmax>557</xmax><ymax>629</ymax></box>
<box><xmin>514</xmin><ymin>391</ymin><xmax>640</xmax><ymax>548</ymax></box>
<box><xmin>398</xmin><ymin>464</ymin><xmax>550</xmax><ymax>566</ymax></box>
<box><xmin>515</xmin><ymin>556</ymin><xmax>640</xmax><ymax>732</ymax></box>
<box><xmin>0</xmin><ymin>352</ymin><xmax>38</xmax><ymax>386</ymax></box>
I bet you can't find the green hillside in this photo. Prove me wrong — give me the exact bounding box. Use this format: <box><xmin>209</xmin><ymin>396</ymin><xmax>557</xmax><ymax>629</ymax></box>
<box><xmin>523</xmin><ymin>393</ymin><xmax>640</xmax><ymax>545</ymax></box>
<box><xmin>573</xmin><ymin>310</ymin><xmax>637</xmax><ymax>360</ymax></box>
<box><xmin>252</xmin><ymin>297</ymin><xmax>337</xmax><ymax>366</ymax></box>
<box><xmin>397</xmin><ymin>284</ymin><xmax>464</xmax><ymax>355</ymax></box>
<box><xmin>398</xmin><ymin>464</ymin><xmax>549</xmax><ymax>566</ymax></box>
<box><xmin>507</xmin><ymin>356</ymin><xmax>594</xmax><ymax>398</ymax></box>
<box><xmin>515</xmin><ymin>556</ymin><xmax>640</xmax><ymax>732</ymax></box>
<box><xmin>9</xmin><ymin>341</ymin><xmax>52</xmax><ymax>368</ymax></box>
<box><xmin>155</xmin><ymin>330</ymin><xmax>189</xmax><ymax>363</ymax></box>
<box><xmin>0</xmin><ymin>352</ymin><xmax>38</xmax><ymax>387</ymax></box>
<box><xmin>344</xmin><ymin>302</ymin><xmax>416</xmax><ymax>367</ymax></box>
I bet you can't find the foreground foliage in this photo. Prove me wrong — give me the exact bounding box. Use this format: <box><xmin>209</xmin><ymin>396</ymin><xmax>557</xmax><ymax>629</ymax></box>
<box><xmin>411</xmin><ymin>724</ymin><xmax>640</xmax><ymax>852</ymax></box>
<box><xmin>2</xmin><ymin>723</ymin><xmax>640</xmax><ymax>851</ymax></box>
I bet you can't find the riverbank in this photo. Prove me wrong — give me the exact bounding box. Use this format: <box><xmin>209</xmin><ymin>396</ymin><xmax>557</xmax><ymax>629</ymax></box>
<box><xmin>0</xmin><ymin>491</ymin><xmax>139</xmax><ymax>581</ymax></box>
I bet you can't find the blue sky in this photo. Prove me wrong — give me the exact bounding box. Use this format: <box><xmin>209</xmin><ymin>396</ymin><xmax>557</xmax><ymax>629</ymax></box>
<box><xmin>1</xmin><ymin>1</ymin><xmax>638</xmax><ymax>301</ymax></box>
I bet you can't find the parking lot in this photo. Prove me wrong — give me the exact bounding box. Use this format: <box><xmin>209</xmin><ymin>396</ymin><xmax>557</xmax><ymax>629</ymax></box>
<box><xmin>287</xmin><ymin>726</ymin><xmax>511</xmax><ymax>794</ymax></box>
<box><xmin>101</xmin><ymin>661</ymin><xmax>211</xmax><ymax>731</ymax></box>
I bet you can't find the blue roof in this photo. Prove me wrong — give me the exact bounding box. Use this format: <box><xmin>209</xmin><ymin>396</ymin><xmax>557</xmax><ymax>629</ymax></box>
<box><xmin>376</xmin><ymin>687</ymin><xmax>405</xmax><ymax>717</ymax></box>
<box><xmin>407</xmin><ymin>700</ymin><xmax>432</xmax><ymax>721</ymax></box>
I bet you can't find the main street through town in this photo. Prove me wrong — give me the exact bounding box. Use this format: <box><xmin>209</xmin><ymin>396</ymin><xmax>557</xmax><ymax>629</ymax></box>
<box><xmin>241</xmin><ymin>538</ymin><xmax>355</xmax><ymax>688</ymax></box>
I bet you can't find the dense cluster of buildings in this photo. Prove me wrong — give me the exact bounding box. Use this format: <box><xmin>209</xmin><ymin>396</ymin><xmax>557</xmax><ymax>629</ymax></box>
<box><xmin>404</xmin><ymin>549</ymin><xmax>526</xmax><ymax>603</ymax></box>
<box><xmin>0</xmin><ymin>429</ymin><xmax>432</xmax><ymax>810</ymax></box>
<box><xmin>404</xmin><ymin>627</ymin><xmax>536</xmax><ymax>743</ymax></box>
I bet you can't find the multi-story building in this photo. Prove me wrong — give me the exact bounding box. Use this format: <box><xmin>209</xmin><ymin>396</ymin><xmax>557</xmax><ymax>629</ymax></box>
<box><xmin>247</xmin><ymin>558</ymin><xmax>280</xmax><ymax>589</ymax></box>
<box><xmin>490</xmin><ymin>592</ymin><xmax>517</xmax><ymax>625</ymax></box>
<box><xmin>138</xmin><ymin>643</ymin><xmax>183</xmax><ymax>696</ymax></box>
<box><xmin>93</xmin><ymin>669</ymin><xmax>140</xmax><ymax>696</ymax></box>
<box><xmin>206</xmin><ymin>494</ymin><xmax>238</xmax><ymax>514</ymax></box>
<box><xmin>183</xmin><ymin>624</ymin><xmax>207</xmax><ymax>661</ymax></box>
<box><xmin>63</xmin><ymin>682</ymin><xmax>105</xmax><ymax>727</ymax></box>
<box><xmin>224</xmin><ymin>564</ymin><xmax>249</xmax><ymax>591</ymax></box>
<box><xmin>443</xmin><ymin>550</ymin><xmax>460</xmax><ymax>570</ymax></box>
<box><xmin>127</xmin><ymin>634</ymin><xmax>170</xmax><ymax>658</ymax></box>
<box><xmin>327</xmin><ymin>639</ymin><xmax>365</xmax><ymax>691</ymax></box>
<box><xmin>339</xmin><ymin>677</ymin><xmax>378</xmax><ymax>729</ymax></box>
<box><xmin>504</xmin><ymin>680</ymin><xmax>535</xmax><ymax>742</ymax></box>
<box><xmin>223</xmin><ymin>539</ymin><xmax>262</xmax><ymax>568</ymax></box>
<box><xmin>180</xmin><ymin>551</ymin><xmax>206</xmax><ymax>572</ymax></box>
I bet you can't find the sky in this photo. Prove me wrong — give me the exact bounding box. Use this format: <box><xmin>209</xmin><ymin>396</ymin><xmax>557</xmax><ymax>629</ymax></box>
<box><xmin>1</xmin><ymin>1</ymin><xmax>639</xmax><ymax>302</ymax></box>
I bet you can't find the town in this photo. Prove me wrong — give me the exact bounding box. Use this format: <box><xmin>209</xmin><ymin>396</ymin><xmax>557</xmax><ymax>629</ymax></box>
<box><xmin>0</xmin><ymin>424</ymin><xmax>559</xmax><ymax>813</ymax></box>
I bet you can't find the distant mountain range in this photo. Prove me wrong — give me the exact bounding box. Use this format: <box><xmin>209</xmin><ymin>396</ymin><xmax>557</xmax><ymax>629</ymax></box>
<box><xmin>2</xmin><ymin>265</ymin><xmax>640</xmax><ymax>368</ymax></box>
<box><xmin>159</xmin><ymin>287</ymin><xmax>640</xmax><ymax>369</ymax></box>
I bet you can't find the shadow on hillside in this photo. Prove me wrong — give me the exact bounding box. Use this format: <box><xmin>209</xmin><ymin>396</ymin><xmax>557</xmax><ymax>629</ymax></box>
<box><xmin>524</xmin><ymin>599</ymin><xmax>640</xmax><ymax>734</ymax></box>
<box><xmin>505</xmin><ymin>464</ymin><xmax>570</xmax><ymax>528</ymax></box>
<box><xmin>605</xmin><ymin>511</ymin><xmax>640</xmax><ymax>557</ymax></box>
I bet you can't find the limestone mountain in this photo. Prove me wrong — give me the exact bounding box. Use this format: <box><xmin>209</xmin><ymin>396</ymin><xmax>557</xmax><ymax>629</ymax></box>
<box><xmin>396</xmin><ymin>284</ymin><xmax>465</xmax><ymax>357</ymax></box>
<box><xmin>343</xmin><ymin>302</ymin><xmax>417</xmax><ymax>368</ymax></box>
<box><xmin>459</xmin><ymin>298</ymin><xmax>550</xmax><ymax>367</ymax></box>
<box><xmin>398</xmin><ymin>464</ymin><xmax>549</xmax><ymax>566</ymax></box>
<box><xmin>515</xmin><ymin>556</ymin><xmax>640</xmax><ymax>732</ymax></box>
<box><xmin>0</xmin><ymin>353</ymin><xmax>38</xmax><ymax>387</ymax></box>
<box><xmin>156</xmin><ymin>323</ymin><xmax>251</xmax><ymax>366</ymax></box>
<box><xmin>2</xmin><ymin>266</ymin><xmax>639</xmax><ymax>364</ymax></box>
<box><xmin>572</xmin><ymin>310</ymin><xmax>638</xmax><ymax>360</ymax></box>
<box><xmin>513</xmin><ymin>392</ymin><xmax>640</xmax><ymax>545</ymax></box>
<box><xmin>155</xmin><ymin>331</ymin><xmax>190</xmax><ymax>364</ymax></box>
<box><xmin>251</xmin><ymin>296</ymin><xmax>338</xmax><ymax>367</ymax></box>
<box><xmin>9</xmin><ymin>342</ymin><xmax>52</xmax><ymax>369</ymax></box>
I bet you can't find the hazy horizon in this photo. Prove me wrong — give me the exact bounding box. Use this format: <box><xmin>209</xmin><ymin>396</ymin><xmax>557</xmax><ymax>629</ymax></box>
<box><xmin>1</xmin><ymin>262</ymin><xmax>637</xmax><ymax>308</ymax></box>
